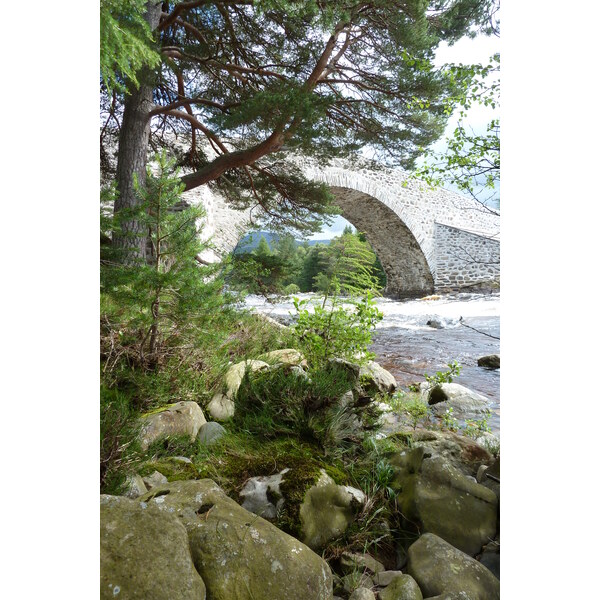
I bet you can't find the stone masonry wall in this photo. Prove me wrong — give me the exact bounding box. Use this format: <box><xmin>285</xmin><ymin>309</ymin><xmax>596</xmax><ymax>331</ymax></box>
<box><xmin>434</xmin><ymin>223</ymin><xmax>500</xmax><ymax>292</ymax></box>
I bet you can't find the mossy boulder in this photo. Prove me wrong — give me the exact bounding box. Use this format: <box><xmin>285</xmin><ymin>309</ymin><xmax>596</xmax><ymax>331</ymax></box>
<box><xmin>379</xmin><ymin>574</ymin><xmax>423</xmax><ymax>600</ymax></box>
<box><xmin>390</xmin><ymin>428</ymin><xmax>493</xmax><ymax>477</ymax></box>
<box><xmin>407</xmin><ymin>533</ymin><xmax>500</xmax><ymax>600</ymax></box>
<box><xmin>391</xmin><ymin>450</ymin><xmax>498</xmax><ymax>556</ymax></box>
<box><xmin>138</xmin><ymin>479</ymin><xmax>333</xmax><ymax>600</ymax></box>
<box><xmin>100</xmin><ymin>495</ymin><xmax>206</xmax><ymax>600</ymax></box>
<box><xmin>299</xmin><ymin>471</ymin><xmax>365</xmax><ymax>550</ymax></box>
<box><xmin>139</xmin><ymin>401</ymin><xmax>206</xmax><ymax>450</ymax></box>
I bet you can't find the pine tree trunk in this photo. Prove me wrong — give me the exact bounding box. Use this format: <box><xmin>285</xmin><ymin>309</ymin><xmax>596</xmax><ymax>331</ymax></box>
<box><xmin>113</xmin><ymin>1</ymin><xmax>162</xmax><ymax>261</ymax></box>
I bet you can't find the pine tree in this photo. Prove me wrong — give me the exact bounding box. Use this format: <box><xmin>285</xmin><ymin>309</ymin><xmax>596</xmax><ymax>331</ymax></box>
<box><xmin>101</xmin><ymin>1</ymin><xmax>499</xmax><ymax>257</ymax></box>
<box><xmin>101</xmin><ymin>151</ymin><xmax>226</xmax><ymax>365</ymax></box>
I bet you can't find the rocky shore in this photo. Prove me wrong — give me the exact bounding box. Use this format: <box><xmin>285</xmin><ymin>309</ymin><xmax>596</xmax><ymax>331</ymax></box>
<box><xmin>101</xmin><ymin>350</ymin><xmax>500</xmax><ymax>599</ymax></box>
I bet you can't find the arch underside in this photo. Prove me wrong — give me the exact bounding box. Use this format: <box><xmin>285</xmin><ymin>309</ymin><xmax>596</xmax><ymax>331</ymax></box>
<box><xmin>329</xmin><ymin>187</ymin><xmax>434</xmax><ymax>298</ymax></box>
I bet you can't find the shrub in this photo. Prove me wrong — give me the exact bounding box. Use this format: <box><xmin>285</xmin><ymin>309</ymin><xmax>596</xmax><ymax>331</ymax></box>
<box><xmin>292</xmin><ymin>290</ymin><xmax>383</xmax><ymax>366</ymax></box>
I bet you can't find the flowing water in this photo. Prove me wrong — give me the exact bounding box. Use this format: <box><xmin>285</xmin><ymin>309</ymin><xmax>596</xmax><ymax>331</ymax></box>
<box><xmin>243</xmin><ymin>292</ymin><xmax>500</xmax><ymax>434</ymax></box>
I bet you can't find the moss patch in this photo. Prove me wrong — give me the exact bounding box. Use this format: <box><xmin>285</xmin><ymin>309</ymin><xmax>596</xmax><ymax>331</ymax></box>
<box><xmin>139</xmin><ymin>457</ymin><xmax>199</xmax><ymax>482</ymax></box>
<box><xmin>192</xmin><ymin>432</ymin><xmax>349</xmax><ymax>537</ymax></box>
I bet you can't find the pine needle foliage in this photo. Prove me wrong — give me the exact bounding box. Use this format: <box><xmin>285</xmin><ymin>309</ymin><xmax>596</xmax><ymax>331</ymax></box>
<box><xmin>101</xmin><ymin>151</ymin><xmax>230</xmax><ymax>366</ymax></box>
<box><xmin>100</xmin><ymin>0</ymin><xmax>161</xmax><ymax>94</ymax></box>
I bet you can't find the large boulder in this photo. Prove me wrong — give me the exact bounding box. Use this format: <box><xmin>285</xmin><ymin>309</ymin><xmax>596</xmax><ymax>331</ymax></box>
<box><xmin>299</xmin><ymin>471</ymin><xmax>365</xmax><ymax>550</ymax></box>
<box><xmin>407</xmin><ymin>534</ymin><xmax>500</xmax><ymax>600</ymax></box>
<box><xmin>359</xmin><ymin>361</ymin><xmax>398</xmax><ymax>396</ymax></box>
<box><xmin>138</xmin><ymin>479</ymin><xmax>334</xmax><ymax>600</ymax></box>
<box><xmin>139</xmin><ymin>401</ymin><xmax>206</xmax><ymax>450</ymax></box>
<box><xmin>100</xmin><ymin>495</ymin><xmax>206</xmax><ymax>600</ymax></box>
<box><xmin>391</xmin><ymin>450</ymin><xmax>498</xmax><ymax>556</ymax></box>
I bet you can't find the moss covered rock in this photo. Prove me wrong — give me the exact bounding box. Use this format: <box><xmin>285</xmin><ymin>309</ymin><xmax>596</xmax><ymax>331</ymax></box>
<box><xmin>299</xmin><ymin>471</ymin><xmax>364</xmax><ymax>550</ymax></box>
<box><xmin>391</xmin><ymin>451</ymin><xmax>498</xmax><ymax>556</ymax></box>
<box><xmin>100</xmin><ymin>495</ymin><xmax>206</xmax><ymax>600</ymax></box>
<box><xmin>379</xmin><ymin>574</ymin><xmax>423</xmax><ymax>600</ymax></box>
<box><xmin>139</xmin><ymin>401</ymin><xmax>206</xmax><ymax>450</ymax></box>
<box><xmin>138</xmin><ymin>479</ymin><xmax>333</xmax><ymax>600</ymax></box>
<box><xmin>407</xmin><ymin>533</ymin><xmax>499</xmax><ymax>600</ymax></box>
<box><xmin>390</xmin><ymin>429</ymin><xmax>493</xmax><ymax>477</ymax></box>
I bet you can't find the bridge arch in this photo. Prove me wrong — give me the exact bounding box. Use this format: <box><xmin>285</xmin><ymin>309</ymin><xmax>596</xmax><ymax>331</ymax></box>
<box><xmin>185</xmin><ymin>157</ymin><xmax>500</xmax><ymax>298</ymax></box>
<box><xmin>324</xmin><ymin>186</ymin><xmax>433</xmax><ymax>297</ymax></box>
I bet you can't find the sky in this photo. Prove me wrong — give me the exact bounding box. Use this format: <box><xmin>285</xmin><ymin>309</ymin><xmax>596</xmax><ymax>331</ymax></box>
<box><xmin>308</xmin><ymin>31</ymin><xmax>500</xmax><ymax>241</ymax></box>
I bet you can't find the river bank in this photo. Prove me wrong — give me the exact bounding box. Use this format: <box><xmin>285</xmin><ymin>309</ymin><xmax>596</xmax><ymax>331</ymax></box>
<box><xmin>244</xmin><ymin>291</ymin><xmax>500</xmax><ymax>433</ymax></box>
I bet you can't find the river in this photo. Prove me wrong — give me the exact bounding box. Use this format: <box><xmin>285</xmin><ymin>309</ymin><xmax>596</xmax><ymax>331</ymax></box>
<box><xmin>243</xmin><ymin>292</ymin><xmax>500</xmax><ymax>434</ymax></box>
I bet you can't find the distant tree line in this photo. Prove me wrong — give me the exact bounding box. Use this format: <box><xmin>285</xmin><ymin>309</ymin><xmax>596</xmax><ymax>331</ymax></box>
<box><xmin>228</xmin><ymin>226</ymin><xmax>386</xmax><ymax>296</ymax></box>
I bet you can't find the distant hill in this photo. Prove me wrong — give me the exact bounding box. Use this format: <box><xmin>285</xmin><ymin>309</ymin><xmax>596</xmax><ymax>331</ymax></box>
<box><xmin>233</xmin><ymin>231</ymin><xmax>332</xmax><ymax>254</ymax></box>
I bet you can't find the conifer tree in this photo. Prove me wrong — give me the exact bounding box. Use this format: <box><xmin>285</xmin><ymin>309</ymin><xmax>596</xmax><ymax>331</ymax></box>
<box><xmin>101</xmin><ymin>0</ymin><xmax>499</xmax><ymax>256</ymax></box>
<box><xmin>101</xmin><ymin>151</ymin><xmax>226</xmax><ymax>365</ymax></box>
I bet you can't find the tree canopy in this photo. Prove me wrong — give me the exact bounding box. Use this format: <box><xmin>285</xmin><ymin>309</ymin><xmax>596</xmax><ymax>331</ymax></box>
<box><xmin>101</xmin><ymin>0</ymin><xmax>499</xmax><ymax>254</ymax></box>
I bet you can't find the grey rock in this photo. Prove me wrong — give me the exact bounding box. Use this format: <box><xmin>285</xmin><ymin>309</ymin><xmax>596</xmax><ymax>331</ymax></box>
<box><xmin>224</xmin><ymin>359</ymin><xmax>270</xmax><ymax>397</ymax></box>
<box><xmin>206</xmin><ymin>393</ymin><xmax>235</xmax><ymax>421</ymax></box>
<box><xmin>391</xmin><ymin>452</ymin><xmax>498</xmax><ymax>556</ymax></box>
<box><xmin>257</xmin><ymin>348</ymin><xmax>307</xmax><ymax>367</ymax></box>
<box><xmin>419</xmin><ymin>383</ymin><xmax>491</xmax><ymax>420</ymax></box>
<box><xmin>379</xmin><ymin>574</ymin><xmax>423</xmax><ymax>600</ymax></box>
<box><xmin>340</xmin><ymin>552</ymin><xmax>385</xmax><ymax>575</ymax></box>
<box><xmin>349</xmin><ymin>588</ymin><xmax>376</xmax><ymax>600</ymax></box>
<box><xmin>300</xmin><ymin>471</ymin><xmax>364</xmax><ymax>550</ymax></box>
<box><xmin>359</xmin><ymin>361</ymin><xmax>398</xmax><ymax>395</ymax></box>
<box><xmin>239</xmin><ymin>468</ymin><xmax>289</xmax><ymax>520</ymax></box>
<box><xmin>139</xmin><ymin>401</ymin><xmax>207</xmax><ymax>450</ymax></box>
<box><xmin>138</xmin><ymin>479</ymin><xmax>334</xmax><ymax>600</ymax></box>
<box><xmin>407</xmin><ymin>533</ymin><xmax>499</xmax><ymax>600</ymax></box>
<box><xmin>100</xmin><ymin>495</ymin><xmax>206</xmax><ymax>600</ymax></box>
<box><xmin>197</xmin><ymin>421</ymin><xmax>226</xmax><ymax>446</ymax></box>
<box><xmin>122</xmin><ymin>474</ymin><xmax>148</xmax><ymax>499</ymax></box>
<box><xmin>142</xmin><ymin>470</ymin><xmax>168</xmax><ymax>490</ymax></box>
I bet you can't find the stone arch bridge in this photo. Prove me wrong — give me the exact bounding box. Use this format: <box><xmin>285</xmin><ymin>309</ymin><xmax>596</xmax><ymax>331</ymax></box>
<box><xmin>184</xmin><ymin>158</ymin><xmax>500</xmax><ymax>298</ymax></box>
